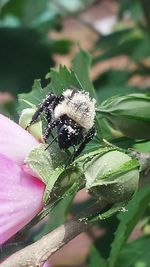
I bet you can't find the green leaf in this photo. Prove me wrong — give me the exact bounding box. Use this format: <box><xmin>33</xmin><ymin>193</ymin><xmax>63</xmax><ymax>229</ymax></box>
<box><xmin>50</xmin><ymin>39</ymin><xmax>72</xmax><ymax>54</ymax></box>
<box><xmin>82</xmin><ymin>147</ymin><xmax>139</xmax><ymax>203</ymax></box>
<box><xmin>24</xmin><ymin>143</ymin><xmax>57</xmax><ymax>185</ymax></box>
<box><xmin>0</xmin><ymin>0</ymin><xmax>58</xmax><ymax>29</ymax></box>
<box><xmin>133</xmin><ymin>140</ymin><xmax>150</xmax><ymax>152</ymax></box>
<box><xmin>116</xmin><ymin>236</ymin><xmax>150</xmax><ymax>267</ymax></box>
<box><xmin>94</xmin><ymin>27</ymin><xmax>150</xmax><ymax>63</ymax></box>
<box><xmin>24</xmin><ymin>143</ymin><xmax>73</xmax><ymax>204</ymax></box>
<box><xmin>119</xmin><ymin>0</ymin><xmax>142</xmax><ymax>20</ymax></box>
<box><xmin>94</xmin><ymin>70</ymin><xmax>139</xmax><ymax>103</ymax></box>
<box><xmin>72</xmin><ymin>48</ymin><xmax>97</xmax><ymax>100</ymax></box>
<box><xmin>43</xmin><ymin>167</ymin><xmax>65</xmax><ymax>203</ymax></box>
<box><xmin>108</xmin><ymin>185</ymin><xmax>150</xmax><ymax>267</ymax></box>
<box><xmin>72</xmin><ymin>48</ymin><xmax>102</xmax><ymax>140</ymax></box>
<box><xmin>49</xmin><ymin>64</ymin><xmax>82</xmax><ymax>94</ymax></box>
<box><xmin>97</xmin><ymin>93</ymin><xmax>150</xmax><ymax>139</ymax></box>
<box><xmin>18</xmin><ymin>79</ymin><xmax>51</xmax><ymax>113</ymax></box>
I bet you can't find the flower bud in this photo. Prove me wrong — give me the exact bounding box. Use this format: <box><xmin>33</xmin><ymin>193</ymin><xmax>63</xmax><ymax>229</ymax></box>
<box><xmin>98</xmin><ymin>94</ymin><xmax>150</xmax><ymax>139</ymax></box>
<box><xmin>19</xmin><ymin>108</ymin><xmax>44</xmax><ymax>143</ymax></box>
<box><xmin>81</xmin><ymin>148</ymin><xmax>139</xmax><ymax>203</ymax></box>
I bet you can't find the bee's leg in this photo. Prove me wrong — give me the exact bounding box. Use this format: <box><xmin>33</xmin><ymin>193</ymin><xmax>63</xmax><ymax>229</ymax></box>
<box><xmin>26</xmin><ymin>93</ymin><xmax>57</xmax><ymax>129</ymax></box>
<box><xmin>70</xmin><ymin>126</ymin><xmax>95</xmax><ymax>163</ymax></box>
<box><xmin>43</xmin><ymin>121</ymin><xmax>57</xmax><ymax>141</ymax></box>
<box><xmin>25</xmin><ymin>106</ymin><xmax>43</xmax><ymax>130</ymax></box>
<box><xmin>43</xmin><ymin>117</ymin><xmax>61</xmax><ymax>142</ymax></box>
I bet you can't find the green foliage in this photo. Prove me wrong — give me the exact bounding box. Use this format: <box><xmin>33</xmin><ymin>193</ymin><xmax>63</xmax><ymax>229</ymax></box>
<box><xmin>72</xmin><ymin>48</ymin><xmax>103</xmax><ymax>140</ymax></box>
<box><xmin>88</xmin><ymin>245</ymin><xmax>107</xmax><ymax>267</ymax></box>
<box><xmin>0</xmin><ymin>0</ymin><xmax>71</xmax><ymax>94</ymax></box>
<box><xmin>49</xmin><ymin>65</ymin><xmax>82</xmax><ymax>94</ymax></box>
<box><xmin>94</xmin><ymin>70</ymin><xmax>138</xmax><ymax>103</ymax></box>
<box><xmin>94</xmin><ymin>26</ymin><xmax>150</xmax><ymax>64</ymax></box>
<box><xmin>18</xmin><ymin>55</ymin><xmax>87</xmax><ymax>108</ymax></box>
<box><xmin>83</xmin><ymin>149</ymin><xmax>139</xmax><ymax>203</ymax></box>
<box><xmin>119</xmin><ymin>0</ymin><xmax>142</xmax><ymax>19</ymax></box>
<box><xmin>25</xmin><ymin>143</ymin><xmax>80</xmax><ymax>204</ymax></box>
<box><xmin>97</xmin><ymin>94</ymin><xmax>150</xmax><ymax>139</ymax></box>
<box><xmin>0</xmin><ymin>0</ymin><xmax>95</xmax><ymax>30</ymax></box>
<box><xmin>116</xmin><ymin>236</ymin><xmax>150</xmax><ymax>267</ymax></box>
<box><xmin>18</xmin><ymin>79</ymin><xmax>51</xmax><ymax>112</ymax></box>
<box><xmin>0</xmin><ymin>0</ymin><xmax>59</xmax><ymax>30</ymax></box>
<box><xmin>72</xmin><ymin>48</ymin><xmax>97</xmax><ymax>100</ymax></box>
<box><xmin>109</xmin><ymin>185</ymin><xmax>150</xmax><ymax>267</ymax></box>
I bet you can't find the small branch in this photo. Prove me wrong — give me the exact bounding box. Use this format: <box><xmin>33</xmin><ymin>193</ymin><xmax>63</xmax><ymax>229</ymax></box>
<box><xmin>1</xmin><ymin>200</ymin><xmax>107</xmax><ymax>267</ymax></box>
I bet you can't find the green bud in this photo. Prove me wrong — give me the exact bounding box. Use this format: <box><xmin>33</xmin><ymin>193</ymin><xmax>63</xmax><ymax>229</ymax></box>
<box><xmin>49</xmin><ymin>166</ymin><xmax>82</xmax><ymax>203</ymax></box>
<box><xmin>25</xmin><ymin>143</ymin><xmax>75</xmax><ymax>204</ymax></box>
<box><xmin>97</xmin><ymin>94</ymin><xmax>150</xmax><ymax>139</ymax></box>
<box><xmin>19</xmin><ymin>108</ymin><xmax>44</xmax><ymax>142</ymax></box>
<box><xmin>79</xmin><ymin>148</ymin><xmax>139</xmax><ymax>203</ymax></box>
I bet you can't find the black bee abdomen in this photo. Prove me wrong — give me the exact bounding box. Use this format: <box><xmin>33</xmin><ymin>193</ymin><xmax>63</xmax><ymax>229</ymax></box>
<box><xmin>57</xmin><ymin>115</ymin><xmax>83</xmax><ymax>149</ymax></box>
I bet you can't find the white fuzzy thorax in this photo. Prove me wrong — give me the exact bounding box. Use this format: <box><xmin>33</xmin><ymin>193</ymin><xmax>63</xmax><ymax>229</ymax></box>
<box><xmin>54</xmin><ymin>89</ymin><xmax>96</xmax><ymax>129</ymax></box>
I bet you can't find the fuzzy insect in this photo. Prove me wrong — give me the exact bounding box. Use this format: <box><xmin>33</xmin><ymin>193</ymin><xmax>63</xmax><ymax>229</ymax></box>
<box><xmin>27</xmin><ymin>89</ymin><xmax>96</xmax><ymax>161</ymax></box>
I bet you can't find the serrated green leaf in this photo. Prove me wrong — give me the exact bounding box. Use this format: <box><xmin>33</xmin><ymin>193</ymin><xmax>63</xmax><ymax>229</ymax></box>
<box><xmin>49</xmin><ymin>65</ymin><xmax>82</xmax><ymax>94</ymax></box>
<box><xmin>72</xmin><ymin>48</ymin><xmax>102</xmax><ymax>140</ymax></box>
<box><xmin>108</xmin><ymin>185</ymin><xmax>150</xmax><ymax>267</ymax></box>
<box><xmin>18</xmin><ymin>79</ymin><xmax>51</xmax><ymax>114</ymax></box>
<box><xmin>72</xmin><ymin>48</ymin><xmax>97</xmax><ymax>100</ymax></box>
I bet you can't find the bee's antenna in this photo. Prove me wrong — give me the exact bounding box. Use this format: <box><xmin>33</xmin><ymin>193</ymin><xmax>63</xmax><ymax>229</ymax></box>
<box><xmin>45</xmin><ymin>136</ymin><xmax>58</xmax><ymax>150</ymax></box>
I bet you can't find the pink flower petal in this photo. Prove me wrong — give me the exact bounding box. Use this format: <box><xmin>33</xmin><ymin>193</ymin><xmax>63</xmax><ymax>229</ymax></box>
<box><xmin>0</xmin><ymin>153</ymin><xmax>45</xmax><ymax>245</ymax></box>
<box><xmin>43</xmin><ymin>261</ymin><xmax>51</xmax><ymax>267</ymax></box>
<box><xmin>0</xmin><ymin>114</ymin><xmax>38</xmax><ymax>165</ymax></box>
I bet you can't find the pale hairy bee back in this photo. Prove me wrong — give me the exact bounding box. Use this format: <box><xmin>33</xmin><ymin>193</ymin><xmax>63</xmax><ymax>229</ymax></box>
<box><xmin>54</xmin><ymin>89</ymin><xmax>96</xmax><ymax>129</ymax></box>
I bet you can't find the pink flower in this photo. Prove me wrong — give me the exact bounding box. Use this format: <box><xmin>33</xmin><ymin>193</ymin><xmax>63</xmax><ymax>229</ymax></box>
<box><xmin>0</xmin><ymin>114</ymin><xmax>45</xmax><ymax>245</ymax></box>
<box><xmin>43</xmin><ymin>261</ymin><xmax>51</xmax><ymax>267</ymax></box>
